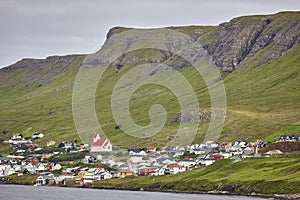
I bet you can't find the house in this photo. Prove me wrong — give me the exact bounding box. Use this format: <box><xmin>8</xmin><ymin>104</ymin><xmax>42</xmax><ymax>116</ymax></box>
<box><xmin>146</xmin><ymin>147</ymin><xmax>157</xmax><ymax>152</ymax></box>
<box><xmin>138</xmin><ymin>167</ymin><xmax>157</xmax><ymax>176</ymax></box>
<box><xmin>58</xmin><ymin>141</ymin><xmax>75</xmax><ymax>149</ymax></box>
<box><xmin>243</xmin><ymin>147</ymin><xmax>254</xmax><ymax>155</ymax></box>
<box><xmin>120</xmin><ymin>169</ymin><xmax>134</xmax><ymax>178</ymax></box>
<box><xmin>154</xmin><ymin>165</ymin><xmax>167</xmax><ymax>176</ymax></box>
<box><xmin>90</xmin><ymin>133</ymin><xmax>112</xmax><ymax>154</ymax></box>
<box><xmin>177</xmin><ymin>159</ymin><xmax>196</xmax><ymax>167</ymax></box>
<box><xmin>199</xmin><ymin>158</ymin><xmax>215</xmax><ymax>166</ymax></box>
<box><xmin>83</xmin><ymin>156</ymin><xmax>96</xmax><ymax>164</ymax></box>
<box><xmin>36</xmin><ymin>176</ymin><xmax>46</xmax><ymax>185</ymax></box>
<box><xmin>46</xmin><ymin>141</ymin><xmax>56</xmax><ymax>147</ymax></box>
<box><xmin>36</xmin><ymin>172</ymin><xmax>55</xmax><ymax>185</ymax></box>
<box><xmin>48</xmin><ymin>163</ymin><xmax>62</xmax><ymax>171</ymax></box>
<box><xmin>128</xmin><ymin>148</ymin><xmax>146</xmax><ymax>156</ymax></box>
<box><xmin>11</xmin><ymin>133</ymin><xmax>23</xmax><ymax>140</ymax></box>
<box><xmin>0</xmin><ymin>165</ymin><xmax>15</xmax><ymax>176</ymax></box>
<box><xmin>94</xmin><ymin>169</ymin><xmax>112</xmax><ymax>180</ymax></box>
<box><xmin>36</xmin><ymin>163</ymin><xmax>46</xmax><ymax>171</ymax></box>
<box><xmin>167</xmin><ymin>164</ymin><xmax>186</xmax><ymax>174</ymax></box>
<box><xmin>32</xmin><ymin>132</ymin><xmax>44</xmax><ymax>139</ymax></box>
<box><xmin>280</xmin><ymin>134</ymin><xmax>299</xmax><ymax>141</ymax></box>
<box><xmin>206</xmin><ymin>141</ymin><xmax>218</xmax><ymax>148</ymax></box>
<box><xmin>191</xmin><ymin>148</ymin><xmax>206</xmax><ymax>155</ymax></box>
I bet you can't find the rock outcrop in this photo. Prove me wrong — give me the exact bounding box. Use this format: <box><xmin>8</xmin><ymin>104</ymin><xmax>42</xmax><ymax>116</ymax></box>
<box><xmin>106</xmin><ymin>12</ymin><xmax>300</xmax><ymax>72</ymax></box>
<box><xmin>201</xmin><ymin>12</ymin><xmax>300</xmax><ymax>72</ymax></box>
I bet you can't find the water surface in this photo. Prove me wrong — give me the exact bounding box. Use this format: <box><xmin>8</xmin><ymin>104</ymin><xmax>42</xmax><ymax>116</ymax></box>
<box><xmin>0</xmin><ymin>184</ymin><xmax>265</xmax><ymax>200</ymax></box>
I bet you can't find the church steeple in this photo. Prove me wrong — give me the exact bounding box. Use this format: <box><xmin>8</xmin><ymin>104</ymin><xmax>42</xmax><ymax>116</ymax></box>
<box><xmin>93</xmin><ymin>133</ymin><xmax>100</xmax><ymax>142</ymax></box>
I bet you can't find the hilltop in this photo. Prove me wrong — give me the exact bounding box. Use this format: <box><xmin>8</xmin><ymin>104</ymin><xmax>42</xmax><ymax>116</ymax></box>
<box><xmin>0</xmin><ymin>11</ymin><xmax>299</xmax><ymax>148</ymax></box>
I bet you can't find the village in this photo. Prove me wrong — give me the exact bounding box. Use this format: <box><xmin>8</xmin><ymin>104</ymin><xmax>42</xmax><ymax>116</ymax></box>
<box><xmin>0</xmin><ymin>132</ymin><xmax>299</xmax><ymax>186</ymax></box>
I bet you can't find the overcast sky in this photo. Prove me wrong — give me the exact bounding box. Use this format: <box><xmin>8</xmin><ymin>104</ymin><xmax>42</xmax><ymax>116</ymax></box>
<box><xmin>0</xmin><ymin>0</ymin><xmax>299</xmax><ymax>68</ymax></box>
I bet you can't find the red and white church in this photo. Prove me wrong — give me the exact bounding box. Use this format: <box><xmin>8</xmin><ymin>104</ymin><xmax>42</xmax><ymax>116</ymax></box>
<box><xmin>90</xmin><ymin>133</ymin><xmax>112</xmax><ymax>154</ymax></box>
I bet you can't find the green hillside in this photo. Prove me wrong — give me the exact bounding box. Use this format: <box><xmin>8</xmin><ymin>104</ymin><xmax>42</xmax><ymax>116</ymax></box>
<box><xmin>0</xmin><ymin>12</ymin><xmax>299</xmax><ymax>148</ymax></box>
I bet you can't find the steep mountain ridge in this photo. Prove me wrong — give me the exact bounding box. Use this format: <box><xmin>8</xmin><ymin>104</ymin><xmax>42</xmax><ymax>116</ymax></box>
<box><xmin>107</xmin><ymin>12</ymin><xmax>299</xmax><ymax>72</ymax></box>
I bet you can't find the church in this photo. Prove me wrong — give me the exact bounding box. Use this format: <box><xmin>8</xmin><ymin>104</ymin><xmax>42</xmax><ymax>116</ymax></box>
<box><xmin>90</xmin><ymin>133</ymin><xmax>113</xmax><ymax>153</ymax></box>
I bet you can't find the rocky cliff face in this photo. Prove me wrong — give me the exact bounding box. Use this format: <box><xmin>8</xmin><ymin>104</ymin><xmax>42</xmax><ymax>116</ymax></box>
<box><xmin>201</xmin><ymin>12</ymin><xmax>300</xmax><ymax>72</ymax></box>
<box><xmin>0</xmin><ymin>55</ymin><xmax>84</xmax><ymax>88</ymax></box>
<box><xmin>106</xmin><ymin>12</ymin><xmax>300</xmax><ymax>72</ymax></box>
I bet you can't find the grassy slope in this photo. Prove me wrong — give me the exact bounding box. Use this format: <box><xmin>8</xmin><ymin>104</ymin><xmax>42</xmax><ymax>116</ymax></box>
<box><xmin>0</xmin><ymin>44</ymin><xmax>299</xmax><ymax>148</ymax></box>
<box><xmin>94</xmin><ymin>43</ymin><xmax>300</xmax><ymax>148</ymax></box>
<box><xmin>92</xmin><ymin>156</ymin><xmax>300</xmax><ymax>194</ymax></box>
<box><xmin>0</xmin><ymin>56</ymin><xmax>86</xmax><ymax>144</ymax></box>
<box><xmin>222</xmin><ymin>43</ymin><xmax>300</xmax><ymax>141</ymax></box>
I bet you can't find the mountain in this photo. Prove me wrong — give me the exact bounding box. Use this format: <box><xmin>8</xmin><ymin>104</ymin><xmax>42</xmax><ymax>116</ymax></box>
<box><xmin>0</xmin><ymin>12</ymin><xmax>299</xmax><ymax>148</ymax></box>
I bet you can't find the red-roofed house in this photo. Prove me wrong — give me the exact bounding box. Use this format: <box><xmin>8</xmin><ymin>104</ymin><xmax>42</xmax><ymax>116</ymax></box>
<box><xmin>91</xmin><ymin>133</ymin><xmax>112</xmax><ymax>153</ymax></box>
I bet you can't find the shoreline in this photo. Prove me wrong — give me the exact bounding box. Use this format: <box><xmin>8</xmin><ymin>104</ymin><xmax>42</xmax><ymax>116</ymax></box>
<box><xmin>76</xmin><ymin>184</ymin><xmax>300</xmax><ymax>200</ymax></box>
<box><xmin>3</xmin><ymin>182</ymin><xmax>298</xmax><ymax>200</ymax></box>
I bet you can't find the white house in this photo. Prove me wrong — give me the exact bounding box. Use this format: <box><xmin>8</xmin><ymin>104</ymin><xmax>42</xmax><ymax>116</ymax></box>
<box><xmin>177</xmin><ymin>159</ymin><xmax>196</xmax><ymax>167</ymax></box>
<box><xmin>90</xmin><ymin>133</ymin><xmax>112</xmax><ymax>153</ymax></box>
<box><xmin>36</xmin><ymin>164</ymin><xmax>46</xmax><ymax>171</ymax></box>
<box><xmin>191</xmin><ymin>148</ymin><xmax>206</xmax><ymax>155</ymax></box>
<box><xmin>11</xmin><ymin>133</ymin><xmax>23</xmax><ymax>140</ymax></box>
<box><xmin>199</xmin><ymin>158</ymin><xmax>215</xmax><ymax>166</ymax></box>
<box><xmin>32</xmin><ymin>133</ymin><xmax>44</xmax><ymax>139</ymax></box>
<box><xmin>128</xmin><ymin>149</ymin><xmax>146</xmax><ymax>156</ymax></box>
<box><xmin>154</xmin><ymin>165</ymin><xmax>168</xmax><ymax>176</ymax></box>
<box><xmin>95</xmin><ymin>172</ymin><xmax>112</xmax><ymax>180</ymax></box>
<box><xmin>243</xmin><ymin>147</ymin><xmax>254</xmax><ymax>155</ymax></box>
<box><xmin>0</xmin><ymin>165</ymin><xmax>15</xmax><ymax>176</ymax></box>
<box><xmin>36</xmin><ymin>173</ymin><xmax>55</xmax><ymax>185</ymax></box>
<box><xmin>206</xmin><ymin>141</ymin><xmax>218</xmax><ymax>148</ymax></box>
<box><xmin>168</xmin><ymin>165</ymin><xmax>186</xmax><ymax>174</ymax></box>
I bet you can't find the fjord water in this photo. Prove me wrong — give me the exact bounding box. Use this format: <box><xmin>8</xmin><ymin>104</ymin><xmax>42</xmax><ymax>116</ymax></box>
<box><xmin>0</xmin><ymin>185</ymin><xmax>264</xmax><ymax>200</ymax></box>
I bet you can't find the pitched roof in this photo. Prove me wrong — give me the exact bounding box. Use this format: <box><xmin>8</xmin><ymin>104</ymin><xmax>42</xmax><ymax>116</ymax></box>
<box><xmin>92</xmin><ymin>139</ymin><xmax>110</xmax><ymax>147</ymax></box>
